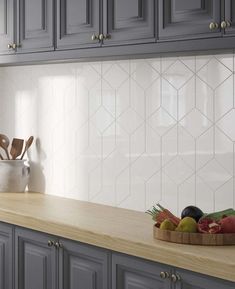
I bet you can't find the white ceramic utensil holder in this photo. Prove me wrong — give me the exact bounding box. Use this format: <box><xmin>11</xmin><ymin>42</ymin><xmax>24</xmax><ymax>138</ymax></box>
<box><xmin>0</xmin><ymin>160</ymin><xmax>30</xmax><ymax>192</ymax></box>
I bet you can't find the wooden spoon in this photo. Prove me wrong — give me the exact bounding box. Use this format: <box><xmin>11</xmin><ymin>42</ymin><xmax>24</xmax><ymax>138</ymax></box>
<box><xmin>0</xmin><ymin>134</ymin><xmax>10</xmax><ymax>159</ymax></box>
<box><xmin>20</xmin><ymin>136</ymin><xmax>34</xmax><ymax>160</ymax></box>
<box><xmin>10</xmin><ymin>138</ymin><xmax>24</xmax><ymax>160</ymax></box>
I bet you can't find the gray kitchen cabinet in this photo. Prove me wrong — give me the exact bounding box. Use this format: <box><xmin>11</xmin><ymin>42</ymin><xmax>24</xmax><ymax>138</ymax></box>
<box><xmin>16</xmin><ymin>0</ymin><xmax>54</xmax><ymax>53</ymax></box>
<box><xmin>0</xmin><ymin>223</ymin><xmax>13</xmax><ymax>289</ymax></box>
<box><xmin>56</xmin><ymin>0</ymin><xmax>101</xmax><ymax>50</ymax></box>
<box><xmin>112</xmin><ymin>253</ymin><xmax>171</xmax><ymax>289</ymax></box>
<box><xmin>158</xmin><ymin>0</ymin><xmax>222</xmax><ymax>41</ymax></box>
<box><xmin>58</xmin><ymin>238</ymin><xmax>110</xmax><ymax>289</ymax></box>
<box><xmin>0</xmin><ymin>0</ymin><xmax>15</xmax><ymax>54</ymax></box>
<box><xmin>224</xmin><ymin>0</ymin><xmax>235</xmax><ymax>36</ymax></box>
<box><xmin>103</xmin><ymin>0</ymin><xmax>155</xmax><ymax>46</ymax></box>
<box><xmin>15</xmin><ymin>227</ymin><xmax>57</xmax><ymax>289</ymax></box>
<box><xmin>175</xmin><ymin>268</ymin><xmax>235</xmax><ymax>289</ymax></box>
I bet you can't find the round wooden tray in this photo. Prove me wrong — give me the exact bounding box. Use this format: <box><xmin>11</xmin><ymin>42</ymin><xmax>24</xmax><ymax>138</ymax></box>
<box><xmin>153</xmin><ymin>225</ymin><xmax>235</xmax><ymax>245</ymax></box>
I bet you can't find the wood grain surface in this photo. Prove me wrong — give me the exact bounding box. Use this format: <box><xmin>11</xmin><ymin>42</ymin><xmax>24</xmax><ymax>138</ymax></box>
<box><xmin>0</xmin><ymin>192</ymin><xmax>234</xmax><ymax>282</ymax></box>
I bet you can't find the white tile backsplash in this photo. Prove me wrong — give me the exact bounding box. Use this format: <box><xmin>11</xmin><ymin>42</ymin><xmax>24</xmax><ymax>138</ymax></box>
<box><xmin>0</xmin><ymin>53</ymin><xmax>235</xmax><ymax>215</ymax></box>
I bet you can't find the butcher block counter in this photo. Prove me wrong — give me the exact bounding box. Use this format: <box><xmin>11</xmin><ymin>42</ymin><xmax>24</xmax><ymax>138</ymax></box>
<box><xmin>0</xmin><ymin>192</ymin><xmax>234</xmax><ymax>283</ymax></box>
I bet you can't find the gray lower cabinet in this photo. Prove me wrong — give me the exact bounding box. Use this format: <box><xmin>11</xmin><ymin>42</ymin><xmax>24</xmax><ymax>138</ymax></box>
<box><xmin>0</xmin><ymin>0</ymin><xmax>14</xmax><ymax>54</ymax></box>
<box><xmin>56</xmin><ymin>0</ymin><xmax>101</xmax><ymax>50</ymax></box>
<box><xmin>15</xmin><ymin>228</ymin><xmax>57</xmax><ymax>289</ymax></box>
<box><xmin>58</xmin><ymin>238</ymin><xmax>110</xmax><ymax>289</ymax></box>
<box><xmin>0</xmin><ymin>223</ymin><xmax>13</xmax><ymax>289</ymax></box>
<box><xmin>17</xmin><ymin>0</ymin><xmax>54</xmax><ymax>53</ymax></box>
<box><xmin>112</xmin><ymin>253</ymin><xmax>171</xmax><ymax>289</ymax></box>
<box><xmin>158</xmin><ymin>0</ymin><xmax>222</xmax><ymax>41</ymax></box>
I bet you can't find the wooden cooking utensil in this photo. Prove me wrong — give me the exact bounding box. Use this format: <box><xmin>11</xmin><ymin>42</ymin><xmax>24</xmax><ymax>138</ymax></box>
<box><xmin>10</xmin><ymin>138</ymin><xmax>24</xmax><ymax>160</ymax></box>
<box><xmin>20</xmin><ymin>136</ymin><xmax>34</xmax><ymax>160</ymax></box>
<box><xmin>0</xmin><ymin>134</ymin><xmax>10</xmax><ymax>159</ymax></box>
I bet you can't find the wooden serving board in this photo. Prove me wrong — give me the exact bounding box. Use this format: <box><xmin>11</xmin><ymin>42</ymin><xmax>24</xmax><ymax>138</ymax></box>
<box><xmin>153</xmin><ymin>225</ymin><xmax>235</xmax><ymax>245</ymax></box>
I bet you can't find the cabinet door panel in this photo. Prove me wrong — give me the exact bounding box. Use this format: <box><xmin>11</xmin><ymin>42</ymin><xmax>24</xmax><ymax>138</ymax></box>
<box><xmin>112</xmin><ymin>253</ymin><xmax>171</xmax><ymax>289</ymax></box>
<box><xmin>57</xmin><ymin>0</ymin><xmax>100</xmax><ymax>49</ymax></box>
<box><xmin>104</xmin><ymin>0</ymin><xmax>155</xmax><ymax>45</ymax></box>
<box><xmin>0</xmin><ymin>223</ymin><xmax>13</xmax><ymax>289</ymax></box>
<box><xmin>158</xmin><ymin>0</ymin><xmax>222</xmax><ymax>41</ymax></box>
<box><xmin>17</xmin><ymin>0</ymin><xmax>54</xmax><ymax>53</ymax></box>
<box><xmin>59</xmin><ymin>239</ymin><xmax>110</xmax><ymax>289</ymax></box>
<box><xmin>175</xmin><ymin>268</ymin><xmax>235</xmax><ymax>289</ymax></box>
<box><xmin>15</xmin><ymin>228</ymin><xmax>57</xmax><ymax>289</ymax></box>
<box><xmin>224</xmin><ymin>0</ymin><xmax>235</xmax><ymax>36</ymax></box>
<box><xmin>0</xmin><ymin>0</ymin><xmax>14</xmax><ymax>54</ymax></box>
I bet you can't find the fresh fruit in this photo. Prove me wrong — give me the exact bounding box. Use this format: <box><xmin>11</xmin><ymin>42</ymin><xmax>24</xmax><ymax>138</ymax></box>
<box><xmin>200</xmin><ymin>208</ymin><xmax>235</xmax><ymax>222</ymax></box>
<box><xmin>198</xmin><ymin>218</ymin><xmax>222</xmax><ymax>234</ymax></box>
<box><xmin>181</xmin><ymin>206</ymin><xmax>204</xmax><ymax>222</ymax></box>
<box><xmin>175</xmin><ymin>217</ymin><xmax>197</xmax><ymax>233</ymax></box>
<box><xmin>146</xmin><ymin>204</ymin><xmax>180</xmax><ymax>226</ymax></box>
<box><xmin>160</xmin><ymin>219</ymin><xmax>176</xmax><ymax>231</ymax></box>
<box><xmin>219</xmin><ymin>216</ymin><xmax>235</xmax><ymax>233</ymax></box>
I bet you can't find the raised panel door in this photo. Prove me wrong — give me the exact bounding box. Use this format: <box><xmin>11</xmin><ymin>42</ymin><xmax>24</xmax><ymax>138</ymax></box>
<box><xmin>0</xmin><ymin>223</ymin><xmax>13</xmax><ymax>289</ymax></box>
<box><xmin>17</xmin><ymin>0</ymin><xmax>54</xmax><ymax>53</ymax></box>
<box><xmin>15</xmin><ymin>228</ymin><xmax>57</xmax><ymax>289</ymax></box>
<box><xmin>224</xmin><ymin>0</ymin><xmax>235</xmax><ymax>36</ymax></box>
<box><xmin>112</xmin><ymin>253</ymin><xmax>171</xmax><ymax>289</ymax></box>
<box><xmin>59</xmin><ymin>238</ymin><xmax>110</xmax><ymax>289</ymax></box>
<box><xmin>158</xmin><ymin>0</ymin><xmax>222</xmax><ymax>41</ymax></box>
<box><xmin>0</xmin><ymin>0</ymin><xmax>14</xmax><ymax>54</ymax></box>
<box><xmin>103</xmin><ymin>0</ymin><xmax>155</xmax><ymax>45</ymax></box>
<box><xmin>57</xmin><ymin>0</ymin><xmax>101</xmax><ymax>49</ymax></box>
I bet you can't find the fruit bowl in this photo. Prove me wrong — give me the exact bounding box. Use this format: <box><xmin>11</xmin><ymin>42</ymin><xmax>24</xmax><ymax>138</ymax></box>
<box><xmin>153</xmin><ymin>225</ymin><xmax>235</xmax><ymax>246</ymax></box>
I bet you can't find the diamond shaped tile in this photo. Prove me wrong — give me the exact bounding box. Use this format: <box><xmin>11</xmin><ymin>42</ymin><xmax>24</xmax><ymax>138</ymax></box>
<box><xmin>117</xmin><ymin>108</ymin><xmax>143</xmax><ymax>135</ymax></box>
<box><xmin>198</xmin><ymin>159</ymin><xmax>231</xmax><ymax>191</ymax></box>
<box><xmin>161</xmin><ymin>79</ymin><xmax>177</xmax><ymax>119</ymax></box>
<box><xmin>90</xmin><ymin>106</ymin><xmax>114</xmax><ymax>133</ymax></box>
<box><xmin>131</xmin><ymin>154</ymin><xmax>159</xmax><ymax>181</ymax></box>
<box><xmin>145</xmin><ymin>171</ymin><xmax>161</xmax><ymax>209</ymax></box>
<box><xmin>78</xmin><ymin>64</ymin><xmax>101</xmax><ymax>90</ymax></box>
<box><xmin>178</xmin><ymin>77</ymin><xmax>195</xmax><ymax>120</ymax></box>
<box><xmin>217</xmin><ymin>109</ymin><xmax>235</xmax><ymax>141</ymax></box>
<box><xmin>146</xmin><ymin>79</ymin><xmax>161</xmax><ymax>117</ymax></box>
<box><xmin>197</xmin><ymin>58</ymin><xmax>232</xmax><ymax>89</ymax></box>
<box><xmin>163</xmin><ymin>157</ymin><xmax>193</xmax><ymax>185</ymax></box>
<box><xmin>180</xmin><ymin>109</ymin><xmax>212</xmax><ymax>138</ymax></box>
<box><xmin>163</xmin><ymin>60</ymin><xmax>194</xmax><ymax>89</ymax></box>
<box><xmin>103</xmin><ymin>63</ymin><xmax>129</xmax><ymax>89</ymax></box>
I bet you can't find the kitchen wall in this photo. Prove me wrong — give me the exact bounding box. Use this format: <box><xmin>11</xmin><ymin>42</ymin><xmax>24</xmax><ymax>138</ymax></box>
<box><xmin>0</xmin><ymin>52</ymin><xmax>234</xmax><ymax>215</ymax></box>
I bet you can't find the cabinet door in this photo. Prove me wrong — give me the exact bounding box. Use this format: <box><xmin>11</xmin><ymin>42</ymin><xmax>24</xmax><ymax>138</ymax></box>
<box><xmin>57</xmin><ymin>0</ymin><xmax>101</xmax><ymax>50</ymax></box>
<box><xmin>59</xmin><ymin>239</ymin><xmax>110</xmax><ymax>289</ymax></box>
<box><xmin>103</xmin><ymin>0</ymin><xmax>155</xmax><ymax>46</ymax></box>
<box><xmin>17</xmin><ymin>0</ymin><xmax>54</xmax><ymax>53</ymax></box>
<box><xmin>0</xmin><ymin>0</ymin><xmax>14</xmax><ymax>54</ymax></box>
<box><xmin>224</xmin><ymin>0</ymin><xmax>235</xmax><ymax>36</ymax></box>
<box><xmin>15</xmin><ymin>228</ymin><xmax>57</xmax><ymax>289</ymax></box>
<box><xmin>158</xmin><ymin>0</ymin><xmax>222</xmax><ymax>41</ymax></box>
<box><xmin>0</xmin><ymin>223</ymin><xmax>13</xmax><ymax>289</ymax></box>
<box><xmin>112</xmin><ymin>253</ymin><xmax>171</xmax><ymax>289</ymax></box>
<box><xmin>175</xmin><ymin>268</ymin><xmax>235</xmax><ymax>289</ymax></box>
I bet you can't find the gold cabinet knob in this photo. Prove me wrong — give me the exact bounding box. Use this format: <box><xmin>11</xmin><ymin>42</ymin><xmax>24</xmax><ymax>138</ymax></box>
<box><xmin>99</xmin><ymin>33</ymin><xmax>104</xmax><ymax>41</ymax></box>
<box><xmin>209</xmin><ymin>22</ymin><xmax>219</xmax><ymax>30</ymax></box>
<box><xmin>91</xmin><ymin>34</ymin><xmax>99</xmax><ymax>41</ymax></box>
<box><xmin>47</xmin><ymin>240</ymin><xmax>55</xmax><ymax>247</ymax></box>
<box><xmin>171</xmin><ymin>274</ymin><xmax>181</xmax><ymax>283</ymax></box>
<box><xmin>54</xmin><ymin>241</ymin><xmax>63</xmax><ymax>249</ymax></box>
<box><xmin>221</xmin><ymin>20</ymin><xmax>231</xmax><ymax>29</ymax></box>
<box><xmin>99</xmin><ymin>34</ymin><xmax>111</xmax><ymax>41</ymax></box>
<box><xmin>160</xmin><ymin>271</ymin><xmax>170</xmax><ymax>279</ymax></box>
<box><xmin>7</xmin><ymin>43</ymin><xmax>17</xmax><ymax>50</ymax></box>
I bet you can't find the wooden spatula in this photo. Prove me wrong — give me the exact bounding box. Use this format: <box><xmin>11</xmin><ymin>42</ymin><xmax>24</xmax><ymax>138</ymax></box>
<box><xmin>10</xmin><ymin>138</ymin><xmax>24</xmax><ymax>160</ymax></box>
<box><xmin>20</xmin><ymin>136</ymin><xmax>34</xmax><ymax>160</ymax></box>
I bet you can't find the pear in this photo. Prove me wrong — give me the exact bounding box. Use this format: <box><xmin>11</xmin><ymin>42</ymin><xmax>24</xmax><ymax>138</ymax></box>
<box><xmin>160</xmin><ymin>219</ymin><xmax>176</xmax><ymax>231</ymax></box>
<box><xmin>175</xmin><ymin>217</ymin><xmax>197</xmax><ymax>233</ymax></box>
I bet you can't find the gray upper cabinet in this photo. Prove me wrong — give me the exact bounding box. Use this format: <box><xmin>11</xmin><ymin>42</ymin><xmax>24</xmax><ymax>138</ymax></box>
<box><xmin>175</xmin><ymin>268</ymin><xmax>235</xmax><ymax>289</ymax></box>
<box><xmin>103</xmin><ymin>0</ymin><xmax>155</xmax><ymax>46</ymax></box>
<box><xmin>112</xmin><ymin>253</ymin><xmax>171</xmax><ymax>289</ymax></box>
<box><xmin>56</xmin><ymin>0</ymin><xmax>101</xmax><ymax>50</ymax></box>
<box><xmin>15</xmin><ymin>228</ymin><xmax>57</xmax><ymax>289</ymax></box>
<box><xmin>0</xmin><ymin>223</ymin><xmax>13</xmax><ymax>289</ymax></box>
<box><xmin>0</xmin><ymin>0</ymin><xmax>14</xmax><ymax>54</ymax></box>
<box><xmin>158</xmin><ymin>0</ymin><xmax>222</xmax><ymax>41</ymax></box>
<box><xmin>17</xmin><ymin>0</ymin><xmax>54</xmax><ymax>53</ymax></box>
<box><xmin>224</xmin><ymin>0</ymin><xmax>235</xmax><ymax>36</ymax></box>
<box><xmin>59</xmin><ymin>238</ymin><xmax>110</xmax><ymax>289</ymax></box>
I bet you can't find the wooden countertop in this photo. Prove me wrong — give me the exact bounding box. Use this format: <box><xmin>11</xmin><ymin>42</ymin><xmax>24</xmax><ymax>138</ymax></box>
<box><xmin>0</xmin><ymin>192</ymin><xmax>234</xmax><ymax>283</ymax></box>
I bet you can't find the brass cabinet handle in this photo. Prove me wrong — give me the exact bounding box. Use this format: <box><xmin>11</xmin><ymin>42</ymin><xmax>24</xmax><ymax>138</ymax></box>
<box><xmin>54</xmin><ymin>241</ymin><xmax>63</xmax><ymax>249</ymax></box>
<box><xmin>221</xmin><ymin>20</ymin><xmax>231</xmax><ymax>29</ymax></box>
<box><xmin>47</xmin><ymin>240</ymin><xmax>55</xmax><ymax>247</ymax></box>
<box><xmin>209</xmin><ymin>22</ymin><xmax>219</xmax><ymax>30</ymax></box>
<box><xmin>91</xmin><ymin>34</ymin><xmax>99</xmax><ymax>41</ymax></box>
<box><xmin>160</xmin><ymin>271</ymin><xmax>170</xmax><ymax>279</ymax></box>
<box><xmin>7</xmin><ymin>43</ymin><xmax>17</xmax><ymax>50</ymax></box>
<box><xmin>99</xmin><ymin>34</ymin><xmax>111</xmax><ymax>41</ymax></box>
<box><xmin>171</xmin><ymin>274</ymin><xmax>181</xmax><ymax>283</ymax></box>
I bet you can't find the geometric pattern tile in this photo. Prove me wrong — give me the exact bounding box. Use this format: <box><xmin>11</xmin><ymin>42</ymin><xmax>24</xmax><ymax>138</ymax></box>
<box><xmin>0</xmin><ymin>53</ymin><xmax>235</xmax><ymax>215</ymax></box>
